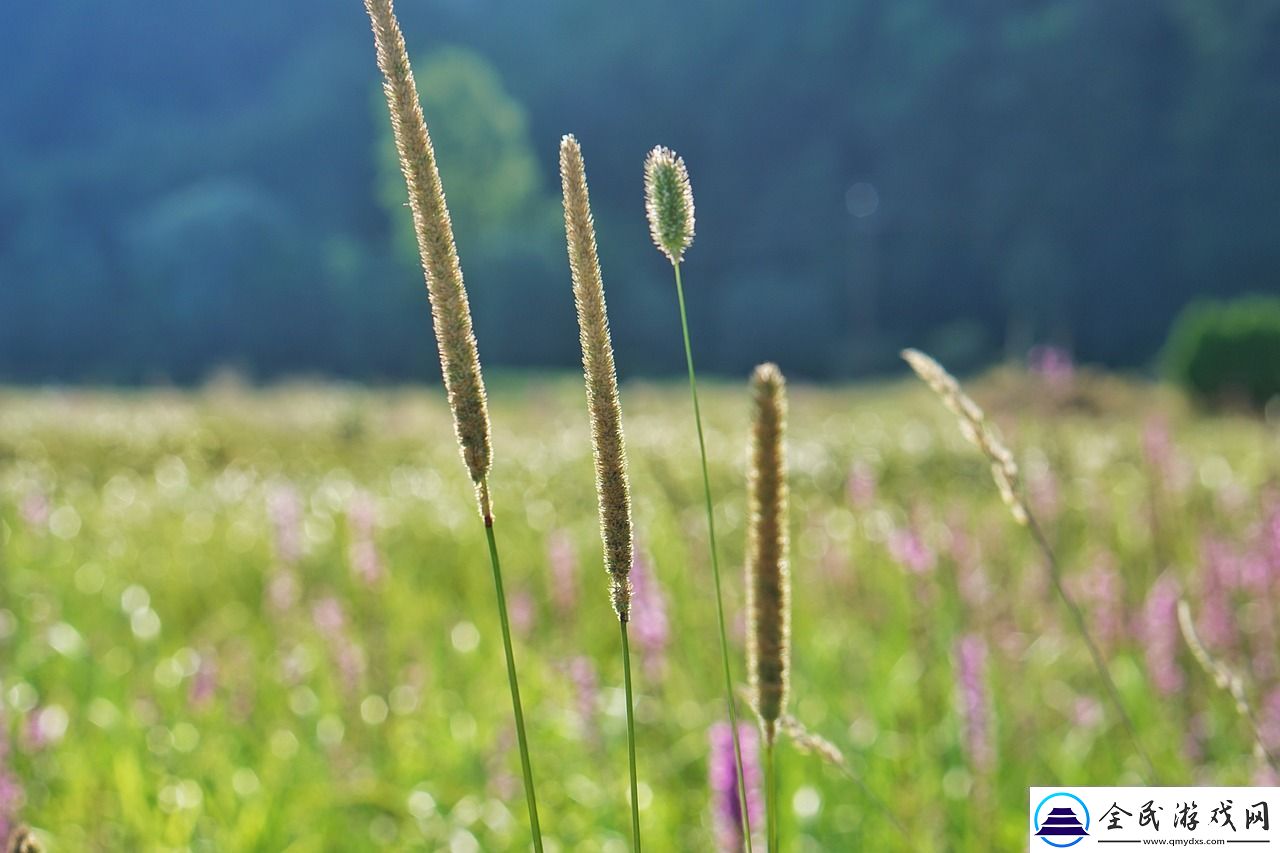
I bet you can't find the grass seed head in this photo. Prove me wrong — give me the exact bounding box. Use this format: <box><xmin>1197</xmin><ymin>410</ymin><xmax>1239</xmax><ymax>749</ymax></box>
<box><xmin>746</xmin><ymin>362</ymin><xmax>790</xmax><ymax>744</ymax></box>
<box><xmin>901</xmin><ymin>348</ymin><xmax>1028</xmax><ymax>525</ymax></box>
<box><xmin>364</xmin><ymin>0</ymin><xmax>493</xmax><ymax>512</ymax></box>
<box><xmin>644</xmin><ymin>146</ymin><xmax>695</xmax><ymax>264</ymax></box>
<box><xmin>560</xmin><ymin>134</ymin><xmax>634</xmax><ymax>620</ymax></box>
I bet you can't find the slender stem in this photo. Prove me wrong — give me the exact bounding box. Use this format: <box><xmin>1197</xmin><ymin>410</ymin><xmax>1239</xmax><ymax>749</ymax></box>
<box><xmin>482</xmin><ymin>504</ymin><xmax>544</xmax><ymax>852</ymax></box>
<box><xmin>672</xmin><ymin>261</ymin><xmax>754</xmax><ymax>852</ymax></box>
<box><xmin>621</xmin><ymin>622</ymin><xmax>642</xmax><ymax>852</ymax></box>
<box><xmin>1026</xmin><ymin>513</ymin><xmax>1159</xmax><ymax>784</ymax></box>
<box><xmin>764</xmin><ymin>741</ymin><xmax>779</xmax><ymax>853</ymax></box>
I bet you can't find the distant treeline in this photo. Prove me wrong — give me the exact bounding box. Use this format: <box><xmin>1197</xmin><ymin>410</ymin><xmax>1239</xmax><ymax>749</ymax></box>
<box><xmin>2</xmin><ymin>0</ymin><xmax>1278</xmax><ymax>383</ymax></box>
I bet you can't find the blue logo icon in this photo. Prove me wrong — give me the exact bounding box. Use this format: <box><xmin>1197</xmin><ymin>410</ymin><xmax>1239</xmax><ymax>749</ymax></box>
<box><xmin>1034</xmin><ymin>792</ymin><xmax>1091</xmax><ymax>848</ymax></box>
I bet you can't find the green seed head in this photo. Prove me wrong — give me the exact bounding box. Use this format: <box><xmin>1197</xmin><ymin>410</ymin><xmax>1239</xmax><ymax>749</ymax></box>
<box><xmin>364</xmin><ymin>0</ymin><xmax>493</xmax><ymax>515</ymax></box>
<box><xmin>644</xmin><ymin>146</ymin><xmax>695</xmax><ymax>264</ymax></box>
<box><xmin>746</xmin><ymin>362</ymin><xmax>790</xmax><ymax>745</ymax></box>
<box><xmin>561</xmin><ymin>134</ymin><xmax>634</xmax><ymax>621</ymax></box>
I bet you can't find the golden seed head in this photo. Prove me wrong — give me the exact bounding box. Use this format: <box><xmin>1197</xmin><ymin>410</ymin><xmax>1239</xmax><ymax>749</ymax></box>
<box><xmin>644</xmin><ymin>146</ymin><xmax>695</xmax><ymax>264</ymax></box>
<box><xmin>561</xmin><ymin>134</ymin><xmax>634</xmax><ymax>621</ymax></box>
<box><xmin>746</xmin><ymin>362</ymin><xmax>790</xmax><ymax>744</ymax></box>
<box><xmin>6</xmin><ymin>827</ymin><xmax>42</xmax><ymax>853</ymax></box>
<box><xmin>364</xmin><ymin>0</ymin><xmax>493</xmax><ymax>511</ymax></box>
<box><xmin>901</xmin><ymin>349</ymin><xmax>1028</xmax><ymax>525</ymax></box>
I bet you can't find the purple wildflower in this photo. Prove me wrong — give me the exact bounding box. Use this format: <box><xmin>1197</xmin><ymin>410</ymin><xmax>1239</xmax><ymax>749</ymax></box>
<box><xmin>1261</xmin><ymin>688</ymin><xmax>1280</xmax><ymax>754</ymax></box>
<box><xmin>955</xmin><ymin>634</ymin><xmax>994</xmax><ymax>773</ymax></box>
<box><xmin>1142</xmin><ymin>415</ymin><xmax>1190</xmax><ymax>495</ymax></box>
<box><xmin>709</xmin><ymin>721</ymin><xmax>764</xmax><ymax>852</ymax></box>
<box><xmin>629</xmin><ymin>552</ymin><xmax>670</xmax><ymax>681</ymax></box>
<box><xmin>888</xmin><ymin>526</ymin><xmax>935</xmax><ymax>575</ymax></box>
<box><xmin>266</xmin><ymin>568</ymin><xmax>300</xmax><ymax>613</ymax></box>
<box><xmin>24</xmin><ymin>706</ymin><xmax>66</xmax><ymax>751</ymax></box>
<box><xmin>312</xmin><ymin>597</ymin><xmax>346</xmax><ymax>634</ymax></box>
<box><xmin>346</xmin><ymin>491</ymin><xmax>385</xmax><ymax>585</ymax></box>
<box><xmin>1141</xmin><ymin>572</ymin><xmax>1184</xmax><ymax>696</ymax></box>
<box><xmin>1072</xmin><ymin>553</ymin><xmax>1124</xmax><ymax>649</ymax></box>
<box><xmin>312</xmin><ymin>597</ymin><xmax>365</xmax><ymax>695</ymax></box>
<box><xmin>1028</xmin><ymin>345</ymin><xmax>1074</xmax><ymax>389</ymax></box>
<box><xmin>188</xmin><ymin>651</ymin><xmax>218</xmax><ymax>710</ymax></box>
<box><xmin>0</xmin><ymin>712</ymin><xmax>22</xmax><ymax>841</ymax></box>
<box><xmin>1252</xmin><ymin>493</ymin><xmax>1280</xmax><ymax>590</ymax></box>
<box><xmin>846</xmin><ymin>461</ymin><xmax>877</xmax><ymax>510</ymax></box>
<box><xmin>547</xmin><ymin>530</ymin><xmax>578</xmax><ymax>619</ymax></box>
<box><xmin>1028</xmin><ymin>466</ymin><xmax>1062</xmax><ymax>523</ymax></box>
<box><xmin>18</xmin><ymin>490</ymin><xmax>49</xmax><ymax>531</ymax></box>
<box><xmin>267</xmin><ymin>483</ymin><xmax>304</xmax><ymax>565</ymax></box>
<box><xmin>566</xmin><ymin>657</ymin><xmax>599</xmax><ymax>744</ymax></box>
<box><xmin>1072</xmin><ymin>696</ymin><xmax>1103</xmax><ymax>730</ymax></box>
<box><xmin>1199</xmin><ymin>539</ymin><xmax>1240</xmax><ymax>652</ymax></box>
<box><xmin>510</xmin><ymin>589</ymin><xmax>536</xmax><ymax>638</ymax></box>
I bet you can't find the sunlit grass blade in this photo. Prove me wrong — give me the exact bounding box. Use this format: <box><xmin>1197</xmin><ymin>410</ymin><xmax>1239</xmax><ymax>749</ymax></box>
<box><xmin>561</xmin><ymin>133</ymin><xmax>641</xmax><ymax>849</ymax></box>
<box><xmin>363</xmin><ymin>0</ymin><xmax>541</xmax><ymax>846</ymax></box>
<box><xmin>902</xmin><ymin>347</ymin><xmax>1159</xmax><ymax>784</ymax></box>
<box><xmin>645</xmin><ymin>145</ymin><xmax>753</xmax><ymax>851</ymax></box>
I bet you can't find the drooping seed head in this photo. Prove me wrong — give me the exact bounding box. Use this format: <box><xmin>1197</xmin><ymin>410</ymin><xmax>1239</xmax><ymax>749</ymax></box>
<box><xmin>901</xmin><ymin>349</ymin><xmax>1027</xmax><ymax>525</ymax></box>
<box><xmin>560</xmin><ymin>134</ymin><xmax>633</xmax><ymax>621</ymax></box>
<box><xmin>1179</xmin><ymin>599</ymin><xmax>1268</xmax><ymax>750</ymax></box>
<box><xmin>364</xmin><ymin>0</ymin><xmax>493</xmax><ymax>514</ymax></box>
<box><xmin>746</xmin><ymin>362</ymin><xmax>790</xmax><ymax>745</ymax></box>
<box><xmin>644</xmin><ymin>146</ymin><xmax>695</xmax><ymax>264</ymax></box>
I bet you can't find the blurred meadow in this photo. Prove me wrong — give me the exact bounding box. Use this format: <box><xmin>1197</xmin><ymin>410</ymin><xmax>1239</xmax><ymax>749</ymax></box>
<box><xmin>5</xmin><ymin>0</ymin><xmax>1280</xmax><ymax>850</ymax></box>
<box><xmin>3</xmin><ymin>374</ymin><xmax>1280</xmax><ymax>849</ymax></box>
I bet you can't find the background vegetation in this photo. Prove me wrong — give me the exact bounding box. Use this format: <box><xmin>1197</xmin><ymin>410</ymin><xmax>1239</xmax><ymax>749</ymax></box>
<box><xmin>4</xmin><ymin>377</ymin><xmax>1280</xmax><ymax>849</ymax></box>
<box><xmin>3</xmin><ymin>0</ymin><xmax>1279</xmax><ymax>383</ymax></box>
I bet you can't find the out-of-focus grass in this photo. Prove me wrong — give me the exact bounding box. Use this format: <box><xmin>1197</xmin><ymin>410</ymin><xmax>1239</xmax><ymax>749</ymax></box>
<box><xmin>0</xmin><ymin>375</ymin><xmax>1277</xmax><ymax>850</ymax></box>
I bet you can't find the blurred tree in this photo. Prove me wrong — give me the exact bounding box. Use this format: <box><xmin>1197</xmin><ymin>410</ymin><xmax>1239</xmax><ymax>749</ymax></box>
<box><xmin>1</xmin><ymin>0</ymin><xmax>1278</xmax><ymax>382</ymax></box>
<box><xmin>374</xmin><ymin>45</ymin><xmax>575</xmax><ymax>369</ymax></box>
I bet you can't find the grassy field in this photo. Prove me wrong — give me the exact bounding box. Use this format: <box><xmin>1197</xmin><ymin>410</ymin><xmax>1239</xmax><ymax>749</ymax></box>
<box><xmin>1</xmin><ymin>374</ymin><xmax>1278</xmax><ymax>851</ymax></box>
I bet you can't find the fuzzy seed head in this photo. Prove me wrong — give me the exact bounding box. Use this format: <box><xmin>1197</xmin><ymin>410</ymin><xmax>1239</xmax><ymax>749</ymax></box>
<box><xmin>7</xmin><ymin>828</ymin><xmax>42</xmax><ymax>853</ymax></box>
<box><xmin>364</xmin><ymin>0</ymin><xmax>493</xmax><ymax>511</ymax></box>
<box><xmin>746</xmin><ymin>362</ymin><xmax>790</xmax><ymax>745</ymax></box>
<box><xmin>901</xmin><ymin>349</ymin><xmax>1028</xmax><ymax>525</ymax></box>
<box><xmin>644</xmin><ymin>146</ymin><xmax>695</xmax><ymax>264</ymax></box>
<box><xmin>561</xmin><ymin>134</ymin><xmax>633</xmax><ymax>620</ymax></box>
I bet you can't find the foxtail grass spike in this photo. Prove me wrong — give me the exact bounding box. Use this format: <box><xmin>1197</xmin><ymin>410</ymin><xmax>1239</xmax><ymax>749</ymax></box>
<box><xmin>560</xmin><ymin>134</ymin><xmax>634</xmax><ymax>621</ymax></box>
<box><xmin>363</xmin><ymin>4</ymin><xmax>541</xmax><ymax>849</ymax></box>
<box><xmin>364</xmin><ymin>0</ymin><xmax>491</xmax><ymax>509</ymax></box>
<box><xmin>901</xmin><ymin>347</ymin><xmax>1159</xmax><ymax>783</ymax></box>
<box><xmin>644</xmin><ymin>146</ymin><xmax>695</xmax><ymax>264</ymax></box>
<box><xmin>562</xmin><ymin>134</ymin><xmax>642</xmax><ymax>850</ymax></box>
<box><xmin>648</xmin><ymin>147</ymin><xmax>752</xmax><ymax>850</ymax></box>
<box><xmin>746</xmin><ymin>363</ymin><xmax>790</xmax><ymax>747</ymax></box>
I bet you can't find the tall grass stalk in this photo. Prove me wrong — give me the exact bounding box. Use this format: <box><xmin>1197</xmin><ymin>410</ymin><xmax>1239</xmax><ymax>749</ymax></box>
<box><xmin>1178</xmin><ymin>600</ymin><xmax>1280</xmax><ymax>774</ymax></box>
<box><xmin>645</xmin><ymin>146</ymin><xmax>753</xmax><ymax>850</ymax></box>
<box><xmin>902</xmin><ymin>348</ymin><xmax>1159</xmax><ymax>783</ymax></box>
<box><xmin>363</xmin><ymin>1</ymin><xmax>541</xmax><ymax>846</ymax></box>
<box><xmin>746</xmin><ymin>364</ymin><xmax>790</xmax><ymax>853</ymax></box>
<box><xmin>560</xmin><ymin>134</ymin><xmax>641</xmax><ymax>850</ymax></box>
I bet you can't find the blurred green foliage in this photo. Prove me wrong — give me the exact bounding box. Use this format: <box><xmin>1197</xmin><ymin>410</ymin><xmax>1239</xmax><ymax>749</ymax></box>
<box><xmin>1</xmin><ymin>0</ymin><xmax>1279</xmax><ymax>382</ymax></box>
<box><xmin>1163</xmin><ymin>296</ymin><xmax>1280</xmax><ymax>410</ymax></box>
<box><xmin>1</xmin><ymin>379</ymin><xmax>1277</xmax><ymax>848</ymax></box>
